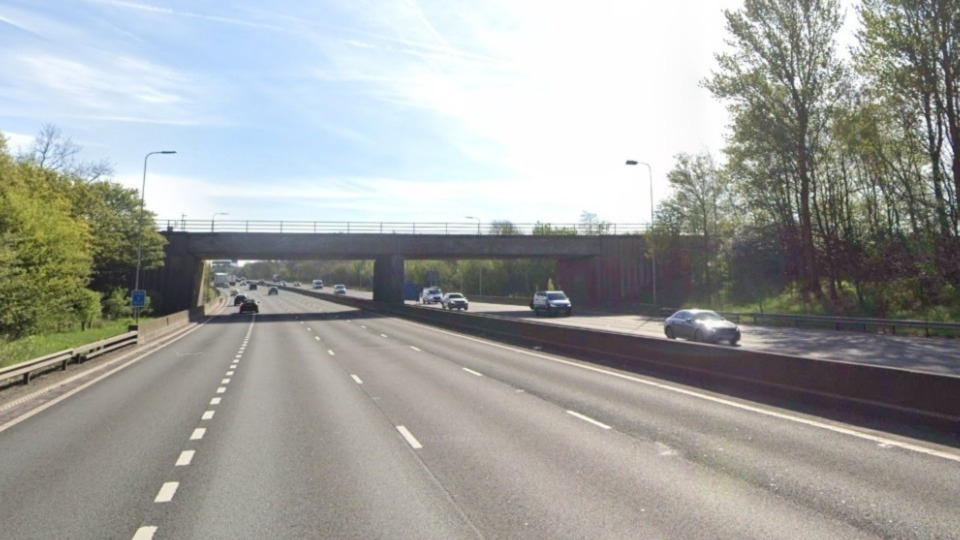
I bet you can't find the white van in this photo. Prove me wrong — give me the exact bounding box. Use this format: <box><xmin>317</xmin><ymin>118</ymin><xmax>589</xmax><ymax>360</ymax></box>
<box><xmin>312</xmin><ymin>279</ymin><xmax>324</xmax><ymax>289</ymax></box>
<box><xmin>421</xmin><ymin>287</ymin><xmax>442</xmax><ymax>304</ymax></box>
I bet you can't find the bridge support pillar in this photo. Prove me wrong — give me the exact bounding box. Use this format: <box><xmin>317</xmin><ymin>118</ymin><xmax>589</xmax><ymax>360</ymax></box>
<box><xmin>148</xmin><ymin>232</ymin><xmax>205</xmax><ymax>314</ymax></box>
<box><xmin>373</xmin><ymin>254</ymin><xmax>404</xmax><ymax>303</ymax></box>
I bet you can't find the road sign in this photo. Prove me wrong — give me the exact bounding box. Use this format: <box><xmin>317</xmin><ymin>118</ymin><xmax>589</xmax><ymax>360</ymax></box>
<box><xmin>131</xmin><ymin>289</ymin><xmax>147</xmax><ymax>308</ymax></box>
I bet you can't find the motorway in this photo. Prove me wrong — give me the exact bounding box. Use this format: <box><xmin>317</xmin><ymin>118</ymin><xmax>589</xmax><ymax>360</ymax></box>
<box><xmin>388</xmin><ymin>293</ymin><xmax>960</xmax><ymax>376</ymax></box>
<box><xmin>1</xmin><ymin>289</ymin><xmax>959</xmax><ymax>538</ymax></box>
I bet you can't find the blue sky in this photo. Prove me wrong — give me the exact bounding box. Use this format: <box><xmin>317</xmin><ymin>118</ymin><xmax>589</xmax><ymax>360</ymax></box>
<box><xmin>0</xmin><ymin>0</ymin><xmax>744</xmax><ymax>227</ymax></box>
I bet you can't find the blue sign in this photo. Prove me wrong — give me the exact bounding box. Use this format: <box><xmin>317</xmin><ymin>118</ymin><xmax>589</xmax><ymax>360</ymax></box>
<box><xmin>131</xmin><ymin>289</ymin><xmax>147</xmax><ymax>308</ymax></box>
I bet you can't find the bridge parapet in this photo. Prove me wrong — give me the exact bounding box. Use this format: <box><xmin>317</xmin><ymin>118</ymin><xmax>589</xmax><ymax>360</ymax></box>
<box><xmin>162</xmin><ymin>219</ymin><xmax>649</xmax><ymax>236</ymax></box>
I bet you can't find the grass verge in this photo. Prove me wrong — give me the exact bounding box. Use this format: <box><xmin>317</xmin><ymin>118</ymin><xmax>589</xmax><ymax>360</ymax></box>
<box><xmin>0</xmin><ymin>320</ymin><xmax>137</xmax><ymax>369</ymax></box>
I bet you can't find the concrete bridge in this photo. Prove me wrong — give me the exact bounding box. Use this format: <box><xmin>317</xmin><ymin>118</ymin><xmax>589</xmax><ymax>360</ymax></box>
<box><xmin>144</xmin><ymin>222</ymin><xmax>690</xmax><ymax>314</ymax></box>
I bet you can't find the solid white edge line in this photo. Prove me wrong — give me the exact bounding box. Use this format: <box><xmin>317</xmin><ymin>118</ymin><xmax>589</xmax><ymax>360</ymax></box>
<box><xmin>132</xmin><ymin>526</ymin><xmax>157</xmax><ymax>540</ymax></box>
<box><xmin>397</xmin><ymin>318</ymin><xmax>960</xmax><ymax>463</ymax></box>
<box><xmin>154</xmin><ymin>482</ymin><xmax>179</xmax><ymax>503</ymax></box>
<box><xmin>396</xmin><ymin>425</ymin><xmax>423</xmax><ymax>449</ymax></box>
<box><xmin>462</xmin><ymin>367</ymin><xmax>483</xmax><ymax>377</ymax></box>
<box><xmin>176</xmin><ymin>450</ymin><xmax>195</xmax><ymax>466</ymax></box>
<box><xmin>0</xmin><ymin>312</ymin><xmax>221</xmax><ymax>433</ymax></box>
<box><xmin>567</xmin><ymin>410</ymin><xmax>612</xmax><ymax>430</ymax></box>
<box><xmin>351</xmin><ymin>374</ymin><xmax>363</xmax><ymax>384</ymax></box>
<box><xmin>190</xmin><ymin>428</ymin><xmax>206</xmax><ymax>440</ymax></box>
<box><xmin>202</xmin><ymin>411</ymin><xmax>215</xmax><ymax>420</ymax></box>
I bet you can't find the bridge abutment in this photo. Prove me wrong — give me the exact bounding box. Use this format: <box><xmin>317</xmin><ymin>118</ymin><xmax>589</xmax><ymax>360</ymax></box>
<box><xmin>373</xmin><ymin>254</ymin><xmax>404</xmax><ymax>303</ymax></box>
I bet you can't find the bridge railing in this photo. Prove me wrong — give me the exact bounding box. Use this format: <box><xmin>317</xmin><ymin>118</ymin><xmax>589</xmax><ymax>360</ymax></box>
<box><xmin>162</xmin><ymin>219</ymin><xmax>650</xmax><ymax>235</ymax></box>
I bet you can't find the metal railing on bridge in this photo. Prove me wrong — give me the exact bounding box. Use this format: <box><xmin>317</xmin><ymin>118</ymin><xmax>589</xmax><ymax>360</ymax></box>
<box><xmin>162</xmin><ymin>219</ymin><xmax>650</xmax><ymax>235</ymax></box>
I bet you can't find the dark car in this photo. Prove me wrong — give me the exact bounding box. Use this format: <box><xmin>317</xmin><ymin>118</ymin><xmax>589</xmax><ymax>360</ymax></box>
<box><xmin>268</xmin><ymin>286</ymin><xmax>279</xmax><ymax>295</ymax></box>
<box><xmin>664</xmin><ymin>309</ymin><xmax>740</xmax><ymax>345</ymax></box>
<box><xmin>238</xmin><ymin>299</ymin><xmax>259</xmax><ymax>314</ymax></box>
<box><xmin>233</xmin><ymin>293</ymin><xmax>247</xmax><ymax>306</ymax></box>
<box><xmin>249</xmin><ymin>283</ymin><xmax>258</xmax><ymax>290</ymax></box>
<box><xmin>530</xmin><ymin>290</ymin><xmax>572</xmax><ymax>316</ymax></box>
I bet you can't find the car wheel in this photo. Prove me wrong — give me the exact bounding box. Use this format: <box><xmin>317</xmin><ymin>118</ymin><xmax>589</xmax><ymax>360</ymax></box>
<box><xmin>464</xmin><ymin>306</ymin><xmax>468</xmax><ymax>311</ymax></box>
<box><xmin>694</xmin><ymin>329</ymin><xmax>704</xmax><ymax>342</ymax></box>
<box><xmin>666</xmin><ymin>326</ymin><xmax>676</xmax><ymax>339</ymax></box>
<box><xmin>566</xmin><ymin>308</ymin><xmax>572</xmax><ymax>316</ymax></box>
<box><xmin>729</xmin><ymin>337</ymin><xmax>740</xmax><ymax>346</ymax></box>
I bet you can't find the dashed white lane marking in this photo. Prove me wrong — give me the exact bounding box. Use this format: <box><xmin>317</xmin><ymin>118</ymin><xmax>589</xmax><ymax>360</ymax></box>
<box><xmin>190</xmin><ymin>428</ymin><xmax>206</xmax><ymax>440</ymax></box>
<box><xmin>351</xmin><ymin>375</ymin><xmax>363</xmax><ymax>384</ymax></box>
<box><xmin>396</xmin><ymin>426</ymin><xmax>423</xmax><ymax>449</ymax></box>
<box><xmin>216</xmin><ymin>387</ymin><xmax>226</xmax><ymax>394</ymax></box>
<box><xmin>154</xmin><ymin>482</ymin><xmax>179</xmax><ymax>503</ymax></box>
<box><xmin>221</xmin><ymin>378</ymin><xmax>231</xmax><ymax>384</ymax></box>
<box><xmin>435</xmin><ymin>326</ymin><xmax>960</xmax><ymax>463</ymax></box>
<box><xmin>202</xmin><ymin>411</ymin><xmax>215</xmax><ymax>420</ymax></box>
<box><xmin>462</xmin><ymin>367</ymin><xmax>483</xmax><ymax>377</ymax></box>
<box><xmin>360</xmin><ymin>325</ymin><xmax>367</xmax><ymax>329</ymax></box>
<box><xmin>176</xmin><ymin>450</ymin><xmax>195</xmax><ymax>466</ymax></box>
<box><xmin>307</xmin><ymin>328</ymin><xmax>312</xmax><ymax>332</ymax></box>
<box><xmin>314</xmin><ymin>336</ymin><xmax>321</xmax><ymax>341</ymax></box>
<box><xmin>132</xmin><ymin>526</ymin><xmax>157</xmax><ymax>539</ymax></box>
<box><xmin>328</xmin><ymin>349</ymin><xmax>335</xmax><ymax>356</ymax></box>
<box><xmin>380</xmin><ymin>333</ymin><xmax>388</xmax><ymax>338</ymax></box>
<box><xmin>235</xmin><ymin>355</ymin><xmax>242</xmax><ymax>359</ymax></box>
<box><xmin>210</xmin><ymin>397</ymin><xmax>221</xmax><ymax>405</ymax></box>
<box><xmin>410</xmin><ymin>346</ymin><xmax>421</xmax><ymax>352</ymax></box>
<box><xmin>226</xmin><ymin>371</ymin><xmax>235</xmax><ymax>376</ymax></box>
<box><xmin>567</xmin><ymin>410</ymin><xmax>612</xmax><ymax>430</ymax></box>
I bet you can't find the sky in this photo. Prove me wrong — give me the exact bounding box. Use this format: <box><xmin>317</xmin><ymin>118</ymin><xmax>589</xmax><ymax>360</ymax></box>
<box><xmin>0</xmin><ymin>0</ymin><xmax>748</xmax><ymax>228</ymax></box>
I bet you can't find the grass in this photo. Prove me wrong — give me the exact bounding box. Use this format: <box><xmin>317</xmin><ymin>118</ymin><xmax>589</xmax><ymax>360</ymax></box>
<box><xmin>0</xmin><ymin>319</ymin><xmax>137</xmax><ymax>369</ymax></box>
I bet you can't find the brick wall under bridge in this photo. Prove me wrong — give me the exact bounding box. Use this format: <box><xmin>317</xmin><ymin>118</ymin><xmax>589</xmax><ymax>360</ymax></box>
<box><xmin>148</xmin><ymin>231</ymin><xmax>691</xmax><ymax>314</ymax></box>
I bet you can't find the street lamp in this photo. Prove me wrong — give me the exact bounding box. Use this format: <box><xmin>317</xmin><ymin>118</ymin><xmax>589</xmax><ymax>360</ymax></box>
<box><xmin>134</xmin><ymin>150</ymin><xmax>176</xmax><ymax>326</ymax></box>
<box><xmin>625</xmin><ymin>159</ymin><xmax>657</xmax><ymax>306</ymax></box>
<box><xmin>211</xmin><ymin>212</ymin><xmax>229</xmax><ymax>232</ymax></box>
<box><xmin>465</xmin><ymin>215</ymin><xmax>481</xmax><ymax>235</ymax></box>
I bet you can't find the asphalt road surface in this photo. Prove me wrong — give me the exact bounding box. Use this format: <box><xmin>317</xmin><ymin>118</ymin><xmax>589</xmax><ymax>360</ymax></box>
<box><xmin>1</xmin><ymin>290</ymin><xmax>958</xmax><ymax>538</ymax></box>
<box><xmin>391</xmin><ymin>293</ymin><xmax>960</xmax><ymax>376</ymax></box>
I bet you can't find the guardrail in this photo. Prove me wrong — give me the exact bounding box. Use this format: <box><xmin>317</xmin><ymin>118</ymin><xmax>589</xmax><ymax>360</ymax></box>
<box><xmin>161</xmin><ymin>219</ymin><xmax>650</xmax><ymax>235</ymax></box>
<box><xmin>688</xmin><ymin>310</ymin><xmax>960</xmax><ymax>337</ymax></box>
<box><xmin>0</xmin><ymin>295</ymin><xmax>226</xmax><ymax>390</ymax></box>
<box><xmin>0</xmin><ymin>332</ymin><xmax>138</xmax><ymax>386</ymax></box>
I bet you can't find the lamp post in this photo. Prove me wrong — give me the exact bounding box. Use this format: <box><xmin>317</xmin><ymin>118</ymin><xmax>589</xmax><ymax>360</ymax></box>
<box><xmin>625</xmin><ymin>159</ymin><xmax>657</xmax><ymax>307</ymax></box>
<box><xmin>211</xmin><ymin>212</ymin><xmax>229</xmax><ymax>232</ymax></box>
<box><xmin>465</xmin><ymin>215</ymin><xmax>481</xmax><ymax>235</ymax></box>
<box><xmin>134</xmin><ymin>150</ymin><xmax>176</xmax><ymax>326</ymax></box>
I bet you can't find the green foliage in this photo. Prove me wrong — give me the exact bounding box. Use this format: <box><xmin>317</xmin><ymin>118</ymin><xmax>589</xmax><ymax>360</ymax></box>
<box><xmin>0</xmin><ymin>319</ymin><xmax>134</xmax><ymax>368</ymax></box>
<box><xmin>0</xmin><ymin>163</ymin><xmax>93</xmax><ymax>338</ymax></box>
<box><xmin>102</xmin><ymin>288</ymin><xmax>133</xmax><ymax>320</ymax></box>
<box><xmin>70</xmin><ymin>288</ymin><xmax>102</xmax><ymax>331</ymax></box>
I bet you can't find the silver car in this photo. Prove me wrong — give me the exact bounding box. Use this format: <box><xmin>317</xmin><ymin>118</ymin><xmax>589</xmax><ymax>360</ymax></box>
<box><xmin>664</xmin><ymin>309</ymin><xmax>741</xmax><ymax>345</ymax></box>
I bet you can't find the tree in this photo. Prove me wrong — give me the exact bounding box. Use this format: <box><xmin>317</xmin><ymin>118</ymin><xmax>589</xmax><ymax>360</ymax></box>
<box><xmin>660</xmin><ymin>151</ymin><xmax>734</xmax><ymax>300</ymax></box>
<box><xmin>578</xmin><ymin>211</ymin><xmax>611</xmax><ymax>235</ymax></box>
<box><xmin>705</xmin><ymin>0</ymin><xmax>847</xmax><ymax>298</ymax></box>
<box><xmin>856</xmin><ymin>0</ymin><xmax>960</xmax><ymax>282</ymax></box>
<box><xmin>23</xmin><ymin>123</ymin><xmax>113</xmax><ymax>182</ymax></box>
<box><xmin>0</xmin><ymin>164</ymin><xmax>93</xmax><ymax>338</ymax></box>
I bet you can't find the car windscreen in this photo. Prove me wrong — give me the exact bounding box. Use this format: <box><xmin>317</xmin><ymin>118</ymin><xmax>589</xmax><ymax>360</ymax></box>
<box><xmin>693</xmin><ymin>311</ymin><xmax>723</xmax><ymax>321</ymax></box>
<box><xmin>547</xmin><ymin>292</ymin><xmax>567</xmax><ymax>300</ymax></box>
